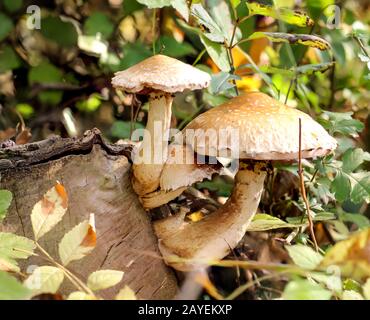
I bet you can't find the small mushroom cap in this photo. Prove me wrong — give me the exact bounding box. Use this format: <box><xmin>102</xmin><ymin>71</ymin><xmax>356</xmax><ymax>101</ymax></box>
<box><xmin>111</xmin><ymin>55</ymin><xmax>211</xmax><ymax>94</ymax></box>
<box><xmin>184</xmin><ymin>92</ymin><xmax>337</xmax><ymax>160</ymax></box>
<box><xmin>160</xmin><ymin>144</ymin><xmax>221</xmax><ymax>191</ymax></box>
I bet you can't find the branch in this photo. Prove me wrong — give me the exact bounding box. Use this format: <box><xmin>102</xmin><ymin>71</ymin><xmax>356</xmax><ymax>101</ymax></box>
<box><xmin>298</xmin><ymin>118</ymin><xmax>318</xmax><ymax>251</ymax></box>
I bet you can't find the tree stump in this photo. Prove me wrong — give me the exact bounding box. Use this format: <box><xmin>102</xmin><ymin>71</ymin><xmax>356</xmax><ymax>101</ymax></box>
<box><xmin>0</xmin><ymin>129</ymin><xmax>178</xmax><ymax>299</ymax></box>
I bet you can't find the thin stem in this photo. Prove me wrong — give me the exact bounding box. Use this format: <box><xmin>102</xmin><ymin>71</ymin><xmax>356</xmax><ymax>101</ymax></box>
<box><xmin>35</xmin><ymin>243</ymin><xmax>96</xmax><ymax>297</ymax></box>
<box><xmin>354</xmin><ymin>35</ymin><xmax>370</xmax><ymax>58</ymax></box>
<box><xmin>284</xmin><ymin>78</ymin><xmax>295</xmax><ymax>104</ymax></box>
<box><xmin>152</xmin><ymin>9</ymin><xmax>157</xmax><ymax>55</ymax></box>
<box><xmin>192</xmin><ymin>49</ymin><xmax>206</xmax><ymax>66</ymax></box>
<box><xmin>225</xmin><ymin>273</ymin><xmax>285</xmax><ymax>300</ymax></box>
<box><xmin>298</xmin><ymin>119</ymin><xmax>318</xmax><ymax>251</ymax></box>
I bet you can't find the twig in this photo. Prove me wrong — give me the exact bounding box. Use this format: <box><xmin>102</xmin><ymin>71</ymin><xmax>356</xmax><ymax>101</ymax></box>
<box><xmin>284</xmin><ymin>78</ymin><xmax>295</xmax><ymax>104</ymax></box>
<box><xmin>152</xmin><ymin>9</ymin><xmax>157</xmax><ymax>55</ymax></box>
<box><xmin>225</xmin><ymin>273</ymin><xmax>284</xmax><ymax>300</ymax></box>
<box><xmin>36</xmin><ymin>242</ymin><xmax>96</xmax><ymax>297</ymax></box>
<box><xmin>298</xmin><ymin>118</ymin><xmax>318</xmax><ymax>251</ymax></box>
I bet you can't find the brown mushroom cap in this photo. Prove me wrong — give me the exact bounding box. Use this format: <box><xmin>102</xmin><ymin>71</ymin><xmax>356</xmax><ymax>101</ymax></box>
<box><xmin>111</xmin><ymin>55</ymin><xmax>211</xmax><ymax>94</ymax></box>
<box><xmin>160</xmin><ymin>144</ymin><xmax>222</xmax><ymax>191</ymax></box>
<box><xmin>184</xmin><ymin>92</ymin><xmax>337</xmax><ymax>160</ymax></box>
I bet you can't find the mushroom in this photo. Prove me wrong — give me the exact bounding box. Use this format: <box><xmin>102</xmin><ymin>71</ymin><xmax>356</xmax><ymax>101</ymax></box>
<box><xmin>111</xmin><ymin>55</ymin><xmax>211</xmax><ymax>196</ymax></box>
<box><xmin>154</xmin><ymin>92</ymin><xmax>337</xmax><ymax>271</ymax></box>
<box><xmin>140</xmin><ymin>144</ymin><xmax>222</xmax><ymax>209</ymax></box>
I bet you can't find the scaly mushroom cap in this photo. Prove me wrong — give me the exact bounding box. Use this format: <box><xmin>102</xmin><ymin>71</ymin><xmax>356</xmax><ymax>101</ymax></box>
<box><xmin>111</xmin><ymin>55</ymin><xmax>211</xmax><ymax>94</ymax></box>
<box><xmin>184</xmin><ymin>92</ymin><xmax>337</xmax><ymax>160</ymax></box>
<box><xmin>160</xmin><ymin>144</ymin><xmax>222</xmax><ymax>191</ymax></box>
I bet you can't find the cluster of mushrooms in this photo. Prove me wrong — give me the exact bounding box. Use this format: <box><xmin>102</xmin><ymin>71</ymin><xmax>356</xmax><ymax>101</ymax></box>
<box><xmin>112</xmin><ymin>55</ymin><xmax>337</xmax><ymax>271</ymax></box>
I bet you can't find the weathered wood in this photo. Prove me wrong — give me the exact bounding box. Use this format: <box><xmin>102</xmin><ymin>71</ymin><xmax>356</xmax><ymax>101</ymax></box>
<box><xmin>0</xmin><ymin>129</ymin><xmax>178</xmax><ymax>299</ymax></box>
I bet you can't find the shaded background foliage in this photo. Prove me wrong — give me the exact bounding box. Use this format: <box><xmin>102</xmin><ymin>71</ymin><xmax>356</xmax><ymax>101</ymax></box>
<box><xmin>0</xmin><ymin>0</ymin><xmax>370</xmax><ymax>300</ymax></box>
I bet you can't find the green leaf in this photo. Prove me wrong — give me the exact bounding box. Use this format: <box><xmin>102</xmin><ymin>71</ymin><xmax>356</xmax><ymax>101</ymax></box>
<box><xmin>350</xmin><ymin>172</ymin><xmax>370</xmax><ymax>204</ymax></box>
<box><xmin>199</xmin><ymin>34</ymin><xmax>230</xmax><ymax>72</ymax></box>
<box><xmin>230</xmin><ymin>0</ymin><xmax>241</xmax><ymax>8</ymax></box>
<box><xmin>171</xmin><ymin>0</ymin><xmax>189</xmax><ymax>22</ymax></box>
<box><xmin>331</xmin><ymin>171</ymin><xmax>351</xmax><ymax>202</ymax></box>
<box><xmin>76</xmin><ymin>94</ymin><xmax>102</xmax><ymax>113</ymax></box>
<box><xmin>0</xmin><ymin>46</ymin><xmax>21</xmax><ymax>73</ymax></box>
<box><xmin>0</xmin><ymin>189</ymin><xmax>12</xmax><ymax>221</ymax></box>
<box><xmin>119</xmin><ymin>43</ymin><xmax>152</xmax><ymax>70</ymax></box>
<box><xmin>209</xmin><ymin>72</ymin><xmax>239</xmax><ymax>94</ymax></box>
<box><xmin>0</xmin><ymin>233</ymin><xmax>36</xmax><ymax>272</ymax></box>
<box><xmin>247</xmin><ymin>32</ymin><xmax>330</xmax><ymax>50</ymax></box>
<box><xmin>0</xmin><ymin>271</ymin><xmax>31</xmax><ymax>300</ymax></box>
<box><xmin>58</xmin><ymin>217</ymin><xmax>96</xmax><ymax>266</ymax></box>
<box><xmin>40</xmin><ymin>16</ymin><xmax>78</xmax><ymax>47</ymax></box>
<box><xmin>0</xmin><ymin>13</ymin><xmax>14</xmax><ymax>42</ymax></box>
<box><xmin>3</xmin><ymin>0</ymin><xmax>23</xmax><ymax>12</ymax></box>
<box><xmin>283</xmin><ymin>278</ymin><xmax>332</xmax><ymax>300</ymax></box>
<box><xmin>285</xmin><ymin>244</ymin><xmax>323</xmax><ymax>270</ymax></box>
<box><xmin>123</xmin><ymin>0</ymin><xmax>145</xmax><ymax>15</ymax></box>
<box><xmin>16</xmin><ymin>104</ymin><xmax>34</xmax><ymax>119</ymax></box>
<box><xmin>342</xmin><ymin>148</ymin><xmax>370</xmax><ymax>173</ymax></box>
<box><xmin>156</xmin><ymin>35</ymin><xmax>196</xmax><ymax>58</ymax></box>
<box><xmin>246</xmin><ymin>2</ymin><xmax>314</xmax><ymax>27</ymax></box>
<box><xmin>28</xmin><ymin>62</ymin><xmax>64</xmax><ymax>105</ymax></box>
<box><xmin>319</xmin><ymin>111</ymin><xmax>364</xmax><ymax>136</ymax></box>
<box><xmin>207</xmin><ymin>0</ymin><xmax>239</xmax><ymax>44</ymax></box>
<box><xmin>30</xmin><ymin>182</ymin><xmax>68</xmax><ymax>240</ymax></box>
<box><xmin>87</xmin><ymin>270</ymin><xmax>124</xmax><ymax>291</ymax></box>
<box><xmin>111</xmin><ymin>121</ymin><xmax>145</xmax><ymax>139</ymax></box>
<box><xmin>84</xmin><ymin>13</ymin><xmax>114</xmax><ymax>39</ymax></box>
<box><xmin>137</xmin><ymin>0</ymin><xmax>171</xmax><ymax>8</ymax></box>
<box><xmin>339</xmin><ymin>211</ymin><xmax>370</xmax><ymax>229</ymax></box>
<box><xmin>24</xmin><ymin>266</ymin><xmax>64</xmax><ymax>296</ymax></box>
<box><xmin>196</xmin><ymin>175</ymin><xmax>233</xmax><ymax>197</ymax></box>
<box><xmin>247</xmin><ymin>214</ymin><xmax>298</xmax><ymax>232</ymax></box>
<box><xmin>295</xmin><ymin>62</ymin><xmax>335</xmax><ymax>75</ymax></box>
<box><xmin>191</xmin><ymin>3</ymin><xmax>225</xmax><ymax>42</ymax></box>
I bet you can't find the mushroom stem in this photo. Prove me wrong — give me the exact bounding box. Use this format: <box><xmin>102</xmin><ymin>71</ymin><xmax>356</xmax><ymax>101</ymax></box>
<box><xmin>154</xmin><ymin>161</ymin><xmax>268</xmax><ymax>271</ymax></box>
<box><xmin>132</xmin><ymin>93</ymin><xmax>173</xmax><ymax>195</ymax></box>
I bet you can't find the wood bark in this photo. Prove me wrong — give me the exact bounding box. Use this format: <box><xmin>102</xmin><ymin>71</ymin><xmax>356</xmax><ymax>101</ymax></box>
<box><xmin>0</xmin><ymin>128</ymin><xmax>178</xmax><ymax>299</ymax></box>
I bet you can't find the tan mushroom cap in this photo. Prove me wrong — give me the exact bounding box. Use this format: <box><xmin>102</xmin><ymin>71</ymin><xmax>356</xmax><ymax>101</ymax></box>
<box><xmin>111</xmin><ymin>55</ymin><xmax>211</xmax><ymax>94</ymax></box>
<box><xmin>160</xmin><ymin>144</ymin><xmax>221</xmax><ymax>191</ymax></box>
<box><xmin>184</xmin><ymin>92</ymin><xmax>337</xmax><ymax>161</ymax></box>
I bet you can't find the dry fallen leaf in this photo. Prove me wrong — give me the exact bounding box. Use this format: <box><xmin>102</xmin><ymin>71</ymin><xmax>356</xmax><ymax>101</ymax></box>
<box><xmin>31</xmin><ymin>181</ymin><xmax>68</xmax><ymax>240</ymax></box>
<box><xmin>320</xmin><ymin>228</ymin><xmax>370</xmax><ymax>281</ymax></box>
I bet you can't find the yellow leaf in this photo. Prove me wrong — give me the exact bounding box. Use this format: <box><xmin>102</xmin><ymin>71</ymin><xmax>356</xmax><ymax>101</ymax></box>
<box><xmin>195</xmin><ymin>272</ymin><xmax>223</xmax><ymax>300</ymax></box>
<box><xmin>24</xmin><ymin>266</ymin><xmax>64</xmax><ymax>297</ymax></box>
<box><xmin>363</xmin><ymin>278</ymin><xmax>370</xmax><ymax>300</ymax></box>
<box><xmin>31</xmin><ymin>181</ymin><xmax>68</xmax><ymax>240</ymax></box>
<box><xmin>236</xmin><ymin>75</ymin><xmax>261</xmax><ymax>92</ymax></box>
<box><xmin>67</xmin><ymin>291</ymin><xmax>96</xmax><ymax>300</ymax></box>
<box><xmin>320</xmin><ymin>228</ymin><xmax>370</xmax><ymax>281</ymax></box>
<box><xmin>87</xmin><ymin>270</ymin><xmax>124</xmax><ymax>291</ymax></box>
<box><xmin>58</xmin><ymin>214</ymin><xmax>96</xmax><ymax>266</ymax></box>
<box><xmin>187</xmin><ymin>211</ymin><xmax>204</xmax><ymax>222</ymax></box>
<box><xmin>115</xmin><ymin>286</ymin><xmax>137</xmax><ymax>300</ymax></box>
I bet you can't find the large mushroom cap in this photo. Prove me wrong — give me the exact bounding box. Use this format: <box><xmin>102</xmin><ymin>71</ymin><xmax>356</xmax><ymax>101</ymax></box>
<box><xmin>111</xmin><ymin>54</ymin><xmax>211</xmax><ymax>94</ymax></box>
<box><xmin>184</xmin><ymin>92</ymin><xmax>337</xmax><ymax>160</ymax></box>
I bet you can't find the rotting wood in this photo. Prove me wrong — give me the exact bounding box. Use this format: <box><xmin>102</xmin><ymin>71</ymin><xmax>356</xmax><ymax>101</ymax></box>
<box><xmin>0</xmin><ymin>128</ymin><xmax>178</xmax><ymax>299</ymax></box>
